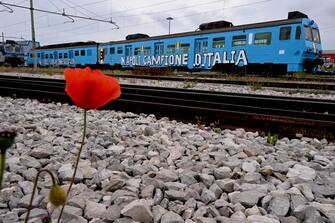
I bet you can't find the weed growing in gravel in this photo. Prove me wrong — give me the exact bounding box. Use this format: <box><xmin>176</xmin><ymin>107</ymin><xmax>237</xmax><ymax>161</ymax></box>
<box><xmin>182</xmin><ymin>81</ymin><xmax>196</xmax><ymax>89</ymax></box>
<box><xmin>0</xmin><ymin>129</ymin><xmax>16</xmax><ymax>189</ymax></box>
<box><xmin>267</xmin><ymin>132</ymin><xmax>279</xmax><ymax>145</ymax></box>
<box><xmin>248</xmin><ymin>82</ymin><xmax>263</xmax><ymax>91</ymax></box>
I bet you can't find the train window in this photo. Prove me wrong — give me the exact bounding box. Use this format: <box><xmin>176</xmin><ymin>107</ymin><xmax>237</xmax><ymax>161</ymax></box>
<box><xmin>304</xmin><ymin>26</ymin><xmax>313</xmax><ymax>42</ymax></box>
<box><xmin>312</xmin><ymin>28</ymin><xmax>321</xmax><ymax>43</ymax></box>
<box><xmin>59</xmin><ymin>53</ymin><xmax>63</xmax><ymax>59</ymax></box>
<box><xmin>203</xmin><ymin>41</ymin><xmax>208</xmax><ymax>53</ymax></box>
<box><xmin>41</xmin><ymin>53</ymin><xmax>45</xmax><ymax>59</ymax></box>
<box><xmin>232</xmin><ymin>35</ymin><xmax>247</xmax><ymax>47</ymax></box>
<box><xmin>280</xmin><ymin>27</ymin><xmax>291</xmax><ymax>40</ymax></box>
<box><xmin>167</xmin><ymin>44</ymin><xmax>176</xmax><ymax>54</ymax></box>
<box><xmin>30</xmin><ymin>54</ymin><xmax>33</xmax><ymax>58</ymax></box>
<box><xmin>295</xmin><ymin>26</ymin><xmax>302</xmax><ymax>40</ymax></box>
<box><xmin>117</xmin><ymin>47</ymin><xmax>123</xmax><ymax>54</ymax></box>
<box><xmin>212</xmin><ymin>37</ymin><xmax>225</xmax><ymax>48</ymax></box>
<box><xmin>87</xmin><ymin>49</ymin><xmax>92</xmax><ymax>56</ymax></box>
<box><xmin>134</xmin><ymin>47</ymin><xmax>141</xmax><ymax>56</ymax></box>
<box><xmin>110</xmin><ymin>47</ymin><xmax>115</xmax><ymax>55</ymax></box>
<box><xmin>180</xmin><ymin>43</ymin><xmax>190</xmax><ymax>54</ymax></box>
<box><xmin>80</xmin><ymin>50</ymin><xmax>85</xmax><ymax>56</ymax></box>
<box><xmin>15</xmin><ymin>47</ymin><xmax>21</xmax><ymax>53</ymax></box>
<box><xmin>74</xmin><ymin>50</ymin><xmax>79</xmax><ymax>56</ymax></box>
<box><xmin>254</xmin><ymin>32</ymin><xmax>272</xmax><ymax>45</ymax></box>
<box><xmin>64</xmin><ymin>53</ymin><xmax>68</xmax><ymax>59</ymax></box>
<box><xmin>154</xmin><ymin>42</ymin><xmax>164</xmax><ymax>56</ymax></box>
<box><xmin>50</xmin><ymin>54</ymin><xmax>53</xmax><ymax>59</ymax></box>
<box><xmin>144</xmin><ymin>47</ymin><xmax>151</xmax><ymax>56</ymax></box>
<box><xmin>37</xmin><ymin>53</ymin><xmax>40</xmax><ymax>58</ymax></box>
<box><xmin>45</xmin><ymin>54</ymin><xmax>49</xmax><ymax>59</ymax></box>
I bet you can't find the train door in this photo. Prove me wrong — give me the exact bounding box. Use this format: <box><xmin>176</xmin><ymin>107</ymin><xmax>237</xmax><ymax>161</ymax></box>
<box><xmin>125</xmin><ymin>45</ymin><xmax>132</xmax><ymax>57</ymax></box>
<box><xmin>69</xmin><ymin>50</ymin><xmax>74</xmax><ymax>66</ymax></box>
<box><xmin>194</xmin><ymin>38</ymin><xmax>209</xmax><ymax>68</ymax></box>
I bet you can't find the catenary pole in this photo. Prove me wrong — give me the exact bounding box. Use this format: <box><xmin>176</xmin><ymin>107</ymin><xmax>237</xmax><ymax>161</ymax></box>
<box><xmin>29</xmin><ymin>0</ymin><xmax>37</xmax><ymax>69</ymax></box>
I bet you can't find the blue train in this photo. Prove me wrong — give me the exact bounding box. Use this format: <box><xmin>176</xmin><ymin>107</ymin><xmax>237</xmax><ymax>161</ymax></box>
<box><xmin>27</xmin><ymin>11</ymin><xmax>323</xmax><ymax>73</ymax></box>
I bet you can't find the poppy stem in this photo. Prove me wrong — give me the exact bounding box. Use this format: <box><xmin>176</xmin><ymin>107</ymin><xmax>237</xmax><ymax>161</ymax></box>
<box><xmin>57</xmin><ymin>109</ymin><xmax>87</xmax><ymax>223</ymax></box>
<box><xmin>0</xmin><ymin>151</ymin><xmax>6</xmax><ymax>190</ymax></box>
<box><xmin>24</xmin><ymin>169</ymin><xmax>56</xmax><ymax>223</ymax></box>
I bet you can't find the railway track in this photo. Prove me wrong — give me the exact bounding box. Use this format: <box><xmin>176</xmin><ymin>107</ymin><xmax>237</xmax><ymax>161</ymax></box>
<box><xmin>0</xmin><ymin>75</ymin><xmax>334</xmax><ymax>140</ymax></box>
<box><xmin>114</xmin><ymin>74</ymin><xmax>335</xmax><ymax>91</ymax></box>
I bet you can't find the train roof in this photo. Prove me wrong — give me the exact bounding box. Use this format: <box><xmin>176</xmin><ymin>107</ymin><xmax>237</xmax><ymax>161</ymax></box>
<box><xmin>37</xmin><ymin>41</ymin><xmax>97</xmax><ymax>50</ymax></box>
<box><xmin>100</xmin><ymin>18</ymin><xmax>305</xmax><ymax>46</ymax></box>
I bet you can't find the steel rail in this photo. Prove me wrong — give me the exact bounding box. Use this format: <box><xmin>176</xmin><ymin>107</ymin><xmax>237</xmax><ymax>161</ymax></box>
<box><xmin>0</xmin><ymin>75</ymin><xmax>334</xmax><ymax>139</ymax></box>
<box><xmin>113</xmin><ymin>74</ymin><xmax>335</xmax><ymax>90</ymax></box>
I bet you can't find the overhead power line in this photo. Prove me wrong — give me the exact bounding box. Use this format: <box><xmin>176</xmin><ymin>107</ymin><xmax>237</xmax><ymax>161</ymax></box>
<box><xmin>37</xmin><ymin>0</ymin><xmax>272</xmax><ymax>42</ymax></box>
<box><xmin>0</xmin><ymin>1</ymin><xmax>119</xmax><ymax>28</ymax></box>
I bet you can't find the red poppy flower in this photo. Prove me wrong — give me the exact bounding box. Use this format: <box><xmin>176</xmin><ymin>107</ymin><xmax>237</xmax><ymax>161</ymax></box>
<box><xmin>64</xmin><ymin>67</ymin><xmax>121</xmax><ymax>110</ymax></box>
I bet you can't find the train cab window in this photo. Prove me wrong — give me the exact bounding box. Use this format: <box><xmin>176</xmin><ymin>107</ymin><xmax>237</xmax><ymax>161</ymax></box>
<box><xmin>295</xmin><ymin>26</ymin><xmax>302</xmax><ymax>40</ymax></box>
<box><xmin>87</xmin><ymin>49</ymin><xmax>92</xmax><ymax>56</ymax></box>
<box><xmin>254</xmin><ymin>32</ymin><xmax>272</xmax><ymax>45</ymax></box>
<box><xmin>80</xmin><ymin>50</ymin><xmax>85</xmax><ymax>56</ymax></box>
<box><xmin>15</xmin><ymin>47</ymin><xmax>21</xmax><ymax>53</ymax></box>
<box><xmin>212</xmin><ymin>37</ymin><xmax>225</xmax><ymax>48</ymax></box>
<box><xmin>312</xmin><ymin>28</ymin><xmax>321</xmax><ymax>43</ymax></box>
<box><xmin>180</xmin><ymin>43</ymin><xmax>190</xmax><ymax>54</ymax></box>
<box><xmin>304</xmin><ymin>26</ymin><xmax>313</xmax><ymax>42</ymax></box>
<box><xmin>144</xmin><ymin>47</ymin><xmax>151</xmax><ymax>56</ymax></box>
<box><xmin>59</xmin><ymin>53</ymin><xmax>63</xmax><ymax>59</ymax></box>
<box><xmin>117</xmin><ymin>47</ymin><xmax>123</xmax><ymax>54</ymax></box>
<box><xmin>64</xmin><ymin>53</ymin><xmax>68</xmax><ymax>59</ymax></box>
<box><xmin>167</xmin><ymin>44</ymin><xmax>176</xmax><ymax>54</ymax></box>
<box><xmin>280</xmin><ymin>27</ymin><xmax>291</xmax><ymax>40</ymax></box>
<box><xmin>74</xmin><ymin>50</ymin><xmax>79</xmax><ymax>56</ymax></box>
<box><xmin>232</xmin><ymin>35</ymin><xmax>247</xmax><ymax>47</ymax></box>
<box><xmin>134</xmin><ymin>47</ymin><xmax>141</xmax><ymax>56</ymax></box>
<box><xmin>110</xmin><ymin>47</ymin><xmax>115</xmax><ymax>55</ymax></box>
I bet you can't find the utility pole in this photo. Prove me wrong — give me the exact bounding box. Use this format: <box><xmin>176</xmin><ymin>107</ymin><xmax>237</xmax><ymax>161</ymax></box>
<box><xmin>30</xmin><ymin>0</ymin><xmax>37</xmax><ymax>69</ymax></box>
<box><xmin>1</xmin><ymin>32</ymin><xmax>4</xmax><ymax>44</ymax></box>
<box><xmin>166</xmin><ymin>17</ymin><xmax>173</xmax><ymax>35</ymax></box>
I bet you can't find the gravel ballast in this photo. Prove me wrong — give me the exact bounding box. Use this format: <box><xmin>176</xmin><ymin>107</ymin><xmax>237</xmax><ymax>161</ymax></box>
<box><xmin>0</xmin><ymin>96</ymin><xmax>335</xmax><ymax>223</ymax></box>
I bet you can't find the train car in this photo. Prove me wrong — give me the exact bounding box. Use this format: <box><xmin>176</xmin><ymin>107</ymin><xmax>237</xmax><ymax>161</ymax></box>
<box><xmin>98</xmin><ymin>11</ymin><xmax>322</xmax><ymax>73</ymax></box>
<box><xmin>27</xmin><ymin>41</ymin><xmax>98</xmax><ymax>67</ymax></box>
<box><xmin>320</xmin><ymin>50</ymin><xmax>335</xmax><ymax>72</ymax></box>
<box><xmin>0</xmin><ymin>40</ymin><xmax>25</xmax><ymax>66</ymax></box>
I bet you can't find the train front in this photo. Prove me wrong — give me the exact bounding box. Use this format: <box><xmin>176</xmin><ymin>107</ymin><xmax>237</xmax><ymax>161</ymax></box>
<box><xmin>302</xmin><ymin>18</ymin><xmax>323</xmax><ymax>72</ymax></box>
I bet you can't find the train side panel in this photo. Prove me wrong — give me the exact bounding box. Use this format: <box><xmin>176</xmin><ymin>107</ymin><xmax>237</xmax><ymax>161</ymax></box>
<box><xmin>99</xmin><ymin>18</ymin><xmax>322</xmax><ymax>73</ymax></box>
<box><xmin>27</xmin><ymin>44</ymin><xmax>98</xmax><ymax>67</ymax></box>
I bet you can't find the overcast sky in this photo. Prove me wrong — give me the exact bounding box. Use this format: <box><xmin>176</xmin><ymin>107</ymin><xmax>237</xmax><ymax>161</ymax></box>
<box><xmin>0</xmin><ymin>0</ymin><xmax>334</xmax><ymax>49</ymax></box>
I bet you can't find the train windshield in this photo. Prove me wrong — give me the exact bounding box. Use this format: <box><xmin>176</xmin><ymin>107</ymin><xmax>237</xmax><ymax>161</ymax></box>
<box><xmin>312</xmin><ymin>28</ymin><xmax>321</xmax><ymax>43</ymax></box>
<box><xmin>304</xmin><ymin>26</ymin><xmax>313</xmax><ymax>42</ymax></box>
